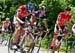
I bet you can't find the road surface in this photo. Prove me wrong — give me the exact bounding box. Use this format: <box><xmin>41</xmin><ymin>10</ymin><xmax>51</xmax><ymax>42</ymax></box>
<box><xmin>0</xmin><ymin>44</ymin><xmax>65</xmax><ymax>53</ymax></box>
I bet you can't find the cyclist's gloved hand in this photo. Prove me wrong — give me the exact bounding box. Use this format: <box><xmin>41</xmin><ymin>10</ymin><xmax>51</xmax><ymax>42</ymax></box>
<box><xmin>59</xmin><ymin>28</ymin><xmax>62</xmax><ymax>32</ymax></box>
<box><xmin>21</xmin><ymin>22</ymin><xmax>24</xmax><ymax>24</ymax></box>
<box><xmin>22</xmin><ymin>22</ymin><xmax>24</xmax><ymax>24</ymax></box>
<box><xmin>46</xmin><ymin>28</ymin><xmax>49</xmax><ymax>33</ymax></box>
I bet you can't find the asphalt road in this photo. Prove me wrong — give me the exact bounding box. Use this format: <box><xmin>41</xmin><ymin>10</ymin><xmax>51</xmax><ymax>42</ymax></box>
<box><xmin>0</xmin><ymin>44</ymin><xmax>65</xmax><ymax>53</ymax></box>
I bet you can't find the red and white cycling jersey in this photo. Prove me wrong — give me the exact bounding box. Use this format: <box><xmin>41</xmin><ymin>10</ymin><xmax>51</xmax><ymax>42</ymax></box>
<box><xmin>3</xmin><ymin>21</ymin><xmax>10</xmax><ymax>28</ymax></box>
<box><xmin>57</xmin><ymin>12</ymin><xmax>71</xmax><ymax>26</ymax></box>
<box><xmin>17</xmin><ymin>5</ymin><xmax>29</xmax><ymax>19</ymax></box>
<box><xmin>2</xmin><ymin>21</ymin><xmax>10</xmax><ymax>31</ymax></box>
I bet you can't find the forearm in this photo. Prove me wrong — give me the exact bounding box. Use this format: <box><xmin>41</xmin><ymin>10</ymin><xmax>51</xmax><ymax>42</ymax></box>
<box><xmin>68</xmin><ymin>21</ymin><xmax>72</xmax><ymax>29</ymax></box>
<box><xmin>15</xmin><ymin>13</ymin><xmax>24</xmax><ymax>23</ymax></box>
<box><xmin>56</xmin><ymin>21</ymin><xmax>61</xmax><ymax>30</ymax></box>
<box><xmin>56</xmin><ymin>14</ymin><xmax>61</xmax><ymax>30</ymax></box>
<box><xmin>30</xmin><ymin>16</ymin><xmax>35</xmax><ymax>26</ymax></box>
<box><xmin>69</xmin><ymin>21</ymin><xmax>72</xmax><ymax>26</ymax></box>
<box><xmin>16</xmin><ymin>18</ymin><xmax>24</xmax><ymax>23</ymax></box>
<box><xmin>43</xmin><ymin>20</ymin><xmax>48</xmax><ymax>29</ymax></box>
<box><xmin>16</xmin><ymin>15</ymin><xmax>24</xmax><ymax>23</ymax></box>
<box><xmin>2</xmin><ymin>22</ymin><xmax>4</xmax><ymax>28</ymax></box>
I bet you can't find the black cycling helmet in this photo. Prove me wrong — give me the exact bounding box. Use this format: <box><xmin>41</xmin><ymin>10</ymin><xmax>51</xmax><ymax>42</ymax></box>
<box><xmin>39</xmin><ymin>6</ymin><xmax>46</xmax><ymax>11</ymax></box>
<box><xmin>64</xmin><ymin>7</ymin><xmax>71</xmax><ymax>11</ymax></box>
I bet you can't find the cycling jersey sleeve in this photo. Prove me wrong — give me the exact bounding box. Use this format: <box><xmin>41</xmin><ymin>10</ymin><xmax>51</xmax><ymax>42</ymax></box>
<box><xmin>57</xmin><ymin>13</ymin><xmax>62</xmax><ymax>21</ymax></box>
<box><xmin>35</xmin><ymin>11</ymin><xmax>39</xmax><ymax>17</ymax></box>
<box><xmin>17</xmin><ymin>9</ymin><xmax>21</xmax><ymax>15</ymax></box>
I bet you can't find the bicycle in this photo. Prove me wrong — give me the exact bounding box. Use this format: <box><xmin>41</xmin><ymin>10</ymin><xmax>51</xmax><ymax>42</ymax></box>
<box><xmin>65</xmin><ymin>33</ymin><xmax>75</xmax><ymax>53</ymax></box>
<box><xmin>49</xmin><ymin>31</ymin><xmax>67</xmax><ymax>53</ymax></box>
<box><xmin>8</xmin><ymin>22</ymin><xmax>35</xmax><ymax>53</ymax></box>
<box><xmin>28</xmin><ymin>27</ymin><xmax>50</xmax><ymax>53</ymax></box>
<box><xmin>8</xmin><ymin>20</ymin><xmax>49</xmax><ymax>53</ymax></box>
<box><xmin>37</xmin><ymin>31</ymin><xmax>49</xmax><ymax>53</ymax></box>
<box><xmin>0</xmin><ymin>28</ymin><xmax>11</xmax><ymax>46</ymax></box>
<box><xmin>27</xmin><ymin>19</ymin><xmax>50</xmax><ymax>53</ymax></box>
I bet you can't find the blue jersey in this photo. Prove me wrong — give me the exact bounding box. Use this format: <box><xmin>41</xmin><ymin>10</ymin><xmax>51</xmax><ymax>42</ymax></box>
<box><xmin>34</xmin><ymin>11</ymin><xmax>47</xmax><ymax>20</ymax></box>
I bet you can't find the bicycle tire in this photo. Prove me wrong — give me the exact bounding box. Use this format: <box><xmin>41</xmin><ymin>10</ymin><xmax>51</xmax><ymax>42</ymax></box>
<box><xmin>30</xmin><ymin>43</ymin><xmax>35</xmax><ymax>53</ymax></box>
<box><xmin>36</xmin><ymin>36</ymin><xmax>42</xmax><ymax>53</ymax></box>
<box><xmin>20</xmin><ymin>33</ymin><xmax>27</xmax><ymax>53</ymax></box>
<box><xmin>14</xmin><ymin>50</ymin><xmax>16</xmax><ymax>53</ymax></box>
<box><xmin>8</xmin><ymin>34</ymin><xmax>13</xmax><ymax>53</ymax></box>
<box><xmin>8</xmin><ymin>39</ymin><xmax>13</xmax><ymax>53</ymax></box>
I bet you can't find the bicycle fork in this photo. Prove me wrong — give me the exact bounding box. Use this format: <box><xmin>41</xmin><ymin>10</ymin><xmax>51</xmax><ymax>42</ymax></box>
<box><xmin>18</xmin><ymin>32</ymin><xmax>27</xmax><ymax>48</ymax></box>
<box><xmin>28</xmin><ymin>33</ymin><xmax>35</xmax><ymax>53</ymax></box>
<box><xmin>37</xmin><ymin>36</ymin><xmax>42</xmax><ymax>53</ymax></box>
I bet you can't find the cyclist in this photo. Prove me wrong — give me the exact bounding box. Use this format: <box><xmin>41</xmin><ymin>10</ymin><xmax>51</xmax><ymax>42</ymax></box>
<box><xmin>2</xmin><ymin>18</ymin><xmax>11</xmax><ymax>36</ymax></box>
<box><xmin>30</xmin><ymin>6</ymin><xmax>49</xmax><ymax>33</ymax></box>
<box><xmin>12</xmin><ymin>3</ymin><xmax>34</xmax><ymax>48</ymax></box>
<box><xmin>50</xmin><ymin>7</ymin><xmax>72</xmax><ymax>49</ymax></box>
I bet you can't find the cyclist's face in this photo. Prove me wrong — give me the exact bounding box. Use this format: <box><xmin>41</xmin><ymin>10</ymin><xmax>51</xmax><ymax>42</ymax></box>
<box><xmin>6</xmin><ymin>19</ymin><xmax>9</xmax><ymax>21</ymax></box>
<box><xmin>65</xmin><ymin>10</ymin><xmax>70</xmax><ymax>15</ymax></box>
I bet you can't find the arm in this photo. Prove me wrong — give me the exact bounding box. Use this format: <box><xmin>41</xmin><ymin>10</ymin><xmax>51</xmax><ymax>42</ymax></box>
<box><xmin>68</xmin><ymin>19</ymin><xmax>72</xmax><ymax>26</ymax></box>
<box><xmin>56</xmin><ymin>14</ymin><xmax>62</xmax><ymax>31</ymax></box>
<box><xmin>2</xmin><ymin>21</ymin><xmax>5</xmax><ymax>28</ymax></box>
<box><xmin>67</xmin><ymin>16</ymin><xmax>72</xmax><ymax>30</ymax></box>
<box><xmin>68</xmin><ymin>15</ymin><xmax>72</xmax><ymax>25</ymax></box>
<box><xmin>42</xmin><ymin>14</ymin><xmax>49</xmax><ymax>31</ymax></box>
<box><xmin>43</xmin><ymin>19</ymin><xmax>48</xmax><ymax>30</ymax></box>
<box><xmin>15</xmin><ymin>13</ymin><xmax>24</xmax><ymax>24</ymax></box>
<box><xmin>30</xmin><ymin>13</ymin><xmax>36</xmax><ymax>26</ymax></box>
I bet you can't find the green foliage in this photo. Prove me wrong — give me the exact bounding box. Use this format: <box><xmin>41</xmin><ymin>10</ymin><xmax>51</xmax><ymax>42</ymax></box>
<box><xmin>67</xmin><ymin>35</ymin><xmax>75</xmax><ymax>41</ymax></box>
<box><xmin>41</xmin><ymin>37</ymin><xmax>48</xmax><ymax>48</ymax></box>
<box><xmin>71</xmin><ymin>7</ymin><xmax>75</xmax><ymax>24</ymax></box>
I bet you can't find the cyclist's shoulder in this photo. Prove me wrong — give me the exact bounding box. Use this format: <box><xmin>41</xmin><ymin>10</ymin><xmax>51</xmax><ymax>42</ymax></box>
<box><xmin>2</xmin><ymin>21</ymin><xmax>6</xmax><ymax>24</ymax></box>
<box><xmin>35</xmin><ymin>11</ymin><xmax>39</xmax><ymax>14</ymax></box>
<box><xmin>68</xmin><ymin>13</ymin><xmax>71</xmax><ymax>17</ymax></box>
<box><xmin>17</xmin><ymin>5</ymin><xmax>26</xmax><ymax>11</ymax></box>
<box><xmin>32</xmin><ymin>11</ymin><xmax>39</xmax><ymax>16</ymax></box>
<box><xmin>19</xmin><ymin>5</ymin><xmax>26</xmax><ymax>8</ymax></box>
<box><xmin>34</xmin><ymin>11</ymin><xmax>40</xmax><ymax>15</ymax></box>
<box><xmin>3</xmin><ymin>21</ymin><xmax>6</xmax><ymax>23</ymax></box>
<box><xmin>4</xmin><ymin>21</ymin><xmax>10</xmax><ymax>23</ymax></box>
